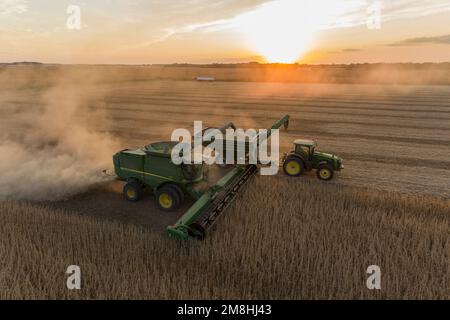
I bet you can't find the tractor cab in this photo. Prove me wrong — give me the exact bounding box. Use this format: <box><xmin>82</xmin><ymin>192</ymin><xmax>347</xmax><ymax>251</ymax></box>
<box><xmin>294</xmin><ymin>139</ymin><xmax>317</xmax><ymax>161</ymax></box>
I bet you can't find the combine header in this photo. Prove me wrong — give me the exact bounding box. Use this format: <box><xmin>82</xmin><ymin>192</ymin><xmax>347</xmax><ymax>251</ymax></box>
<box><xmin>112</xmin><ymin>115</ymin><xmax>290</xmax><ymax>240</ymax></box>
<box><xmin>167</xmin><ymin>164</ymin><xmax>258</xmax><ymax>240</ymax></box>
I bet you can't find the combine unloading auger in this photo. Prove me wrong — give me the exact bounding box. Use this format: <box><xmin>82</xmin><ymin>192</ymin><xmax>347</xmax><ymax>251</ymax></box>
<box><xmin>167</xmin><ymin>115</ymin><xmax>290</xmax><ymax>240</ymax></box>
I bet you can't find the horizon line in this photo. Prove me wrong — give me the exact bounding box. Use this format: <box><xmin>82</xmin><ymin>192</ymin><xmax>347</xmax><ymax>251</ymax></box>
<box><xmin>2</xmin><ymin>61</ymin><xmax>450</xmax><ymax>67</ymax></box>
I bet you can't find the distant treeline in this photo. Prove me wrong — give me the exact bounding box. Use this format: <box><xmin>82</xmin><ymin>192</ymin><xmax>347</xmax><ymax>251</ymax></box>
<box><xmin>1</xmin><ymin>62</ymin><xmax>450</xmax><ymax>85</ymax></box>
<box><xmin>161</xmin><ymin>61</ymin><xmax>450</xmax><ymax>69</ymax></box>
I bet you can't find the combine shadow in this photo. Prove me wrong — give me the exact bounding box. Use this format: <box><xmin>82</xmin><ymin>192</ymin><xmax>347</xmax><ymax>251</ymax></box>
<box><xmin>42</xmin><ymin>165</ymin><xmax>232</xmax><ymax>234</ymax></box>
<box><xmin>43</xmin><ymin>180</ymin><xmax>193</xmax><ymax>233</ymax></box>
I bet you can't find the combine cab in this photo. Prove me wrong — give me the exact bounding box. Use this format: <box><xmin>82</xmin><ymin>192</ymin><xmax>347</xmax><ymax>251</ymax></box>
<box><xmin>112</xmin><ymin>115</ymin><xmax>290</xmax><ymax>240</ymax></box>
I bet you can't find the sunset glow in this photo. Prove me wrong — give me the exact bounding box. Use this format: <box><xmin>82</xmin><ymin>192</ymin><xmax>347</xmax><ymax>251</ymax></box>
<box><xmin>0</xmin><ymin>0</ymin><xmax>449</xmax><ymax>64</ymax></box>
<box><xmin>233</xmin><ymin>0</ymin><xmax>368</xmax><ymax>63</ymax></box>
<box><xmin>234</xmin><ymin>0</ymin><xmax>320</xmax><ymax>63</ymax></box>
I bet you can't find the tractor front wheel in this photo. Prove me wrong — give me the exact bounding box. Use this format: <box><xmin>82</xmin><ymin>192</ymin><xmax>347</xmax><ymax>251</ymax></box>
<box><xmin>156</xmin><ymin>185</ymin><xmax>181</xmax><ymax>212</ymax></box>
<box><xmin>283</xmin><ymin>157</ymin><xmax>305</xmax><ymax>177</ymax></box>
<box><xmin>317</xmin><ymin>164</ymin><xmax>334</xmax><ymax>181</ymax></box>
<box><xmin>123</xmin><ymin>181</ymin><xmax>143</xmax><ymax>202</ymax></box>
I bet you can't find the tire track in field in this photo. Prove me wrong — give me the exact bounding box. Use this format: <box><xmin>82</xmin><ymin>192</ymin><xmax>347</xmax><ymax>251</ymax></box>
<box><xmin>105</xmin><ymin>97</ymin><xmax>450</xmax><ymax>120</ymax></box>
<box><xmin>6</xmin><ymin>96</ymin><xmax>450</xmax><ymax>127</ymax></box>
<box><xmin>2</xmin><ymin>87</ymin><xmax>450</xmax><ymax>114</ymax></box>
<box><xmin>102</xmin><ymin>106</ymin><xmax>449</xmax><ymax>129</ymax></box>
<box><xmin>336</xmin><ymin>153</ymin><xmax>450</xmax><ymax>171</ymax></box>
<box><xmin>110</xmin><ymin>86</ymin><xmax>450</xmax><ymax>104</ymax></box>
<box><xmin>103</xmin><ymin>102</ymin><xmax>450</xmax><ymax>149</ymax></box>
<box><xmin>112</xmin><ymin>80</ymin><xmax>450</xmax><ymax>97</ymax></box>
<box><xmin>106</xmin><ymin>92</ymin><xmax>450</xmax><ymax>110</ymax></box>
<box><xmin>106</xmin><ymin>96</ymin><xmax>450</xmax><ymax>115</ymax></box>
<box><xmin>110</xmin><ymin>83</ymin><xmax>450</xmax><ymax>106</ymax></box>
<box><xmin>4</xmin><ymin>101</ymin><xmax>450</xmax><ymax>132</ymax></box>
<box><xmin>107</xmin><ymin>81</ymin><xmax>450</xmax><ymax>101</ymax></box>
<box><xmin>102</xmin><ymin>104</ymin><xmax>450</xmax><ymax>131</ymax></box>
<box><xmin>100</xmin><ymin>104</ymin><xmax>450</xmax><ymax>131</ymax></box>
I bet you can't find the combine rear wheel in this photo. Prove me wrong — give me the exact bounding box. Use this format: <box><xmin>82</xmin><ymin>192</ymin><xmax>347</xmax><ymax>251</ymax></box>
<box><xmin>123</xmin><ymin>181</ymin><xmax>143</xmax><ymax>202</ymax></box>
<box><xmin>156</xmin><ymin>185</ymin><xmax>181</xmax><ymax>212</ymax></box>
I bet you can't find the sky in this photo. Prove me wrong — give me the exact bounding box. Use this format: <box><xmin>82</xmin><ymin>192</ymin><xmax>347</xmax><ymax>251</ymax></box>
<box><xmin>0</xmin><ymin>0</ymin><xmax>450</xmax><ymax>64</ymax></box>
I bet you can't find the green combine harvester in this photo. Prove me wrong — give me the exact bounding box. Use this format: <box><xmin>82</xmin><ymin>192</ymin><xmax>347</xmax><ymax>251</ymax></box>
<box><xmin>112</xmin><ymin>115</ymin><xmax>290</xmax><ymax>240</ymax></box>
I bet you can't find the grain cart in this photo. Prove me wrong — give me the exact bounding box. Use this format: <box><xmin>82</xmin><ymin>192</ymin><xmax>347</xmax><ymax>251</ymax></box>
<box><xmin>282</xmin><ymin>139</ymin><xmax>344</xmax><ymax>181</ymax></box>
<box><xmin>112</xmin><ymin>115</ymin><xmax>290</xmax><ymax>240</ymax></box>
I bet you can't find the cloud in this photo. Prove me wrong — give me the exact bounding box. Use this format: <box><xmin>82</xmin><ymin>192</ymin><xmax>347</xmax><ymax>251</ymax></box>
<box><xmin>167</xmin><ymin>0</ymin><xmax>450</xmax><ymax>37</ymax></box>
<box><xmin>62</xmin><ymin>0</ymin><xmax>450</xmax><ymax>62</ymax></box>
<box><xmin>320</xmin><ymin>0</ymin><xmax>450</xmax><ymax>29</ymax></box>
<box><xmin>326</xmin><ymin>48</ymin><xmax>360</xmax><ymax>55</ymax></box>
<box><xmin>381</xmin><ymin>0</ymin><xmax>450</xmax><ymax>20</ymax></box>
<box><xmin>389</xmin><ymin>34</ymin><xmax>450</xmax><ymax>46</ymax></box>
<box><xmin>342</xmin><ymin>48</ymin><xmax>361</xmax><ymax>52</ymax></box>
<box><xmin>0</xmin><ymin>0</ymin><xmax>27</xmax><ymax>14</ymax></box>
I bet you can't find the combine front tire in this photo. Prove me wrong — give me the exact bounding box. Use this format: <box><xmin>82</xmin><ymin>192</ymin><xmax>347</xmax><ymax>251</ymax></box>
<box><xmin>156</xmin><ymin>185</ymin><xmax>181</xmax><ymax>212</ymax></box>
<box><xmin>283</xmin><ymin>157</ymin><xmax>305</xmax><ymax>177</ymax></box>
<box><xmin>123</xmin><ymin>181</ymin><xmax>143</xmax><ymax>202</ymax></box>
<box><xmin>317</xmin><ymin>164</ymin><xmax>334</xmax><ymax>181</ymax></box>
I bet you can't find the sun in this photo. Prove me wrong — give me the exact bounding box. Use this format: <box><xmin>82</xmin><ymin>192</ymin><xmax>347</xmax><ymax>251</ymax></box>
<box><xmin>234</xmin><ymin>0</ymin><xmax>329</xmax><ymax>63</ymax></box>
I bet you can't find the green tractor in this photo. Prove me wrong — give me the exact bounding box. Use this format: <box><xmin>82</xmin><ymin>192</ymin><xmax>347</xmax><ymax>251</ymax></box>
<box><xmin>282</xmin><ymin>139</ymin><xmax>344</xmax><ymax>181</ymax></box>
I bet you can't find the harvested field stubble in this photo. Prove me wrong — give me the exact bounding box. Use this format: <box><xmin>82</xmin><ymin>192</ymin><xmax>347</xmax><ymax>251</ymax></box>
<box><xmin>0</xmin><ymin>178</ymin><xmax>448</xmax><ymax>299</ymax></box>
<box><xmin>1</xmin><ymin>67</ymin><xmax>449</xmax><ymax>299</ymax></box>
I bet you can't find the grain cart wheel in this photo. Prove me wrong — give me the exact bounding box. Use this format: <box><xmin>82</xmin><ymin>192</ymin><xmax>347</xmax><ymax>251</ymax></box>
<box><xmin>156</xmin><ymin>185</ymin><xmax>181</xmax><ymax>212</ymax></box>
<box><xmin>317</xmin><ymin>164</ymin><xmax>334</xmax><ymax>181</ymax></box>
<box><xmin>123</xmin><ymin>181</ymin><xmax>143</xmax><ymax>202</ymax></box>
<box><xmin>283</xmin><ymin>157</ymin><xmax>305</xmax><ymax>177</ymax></box>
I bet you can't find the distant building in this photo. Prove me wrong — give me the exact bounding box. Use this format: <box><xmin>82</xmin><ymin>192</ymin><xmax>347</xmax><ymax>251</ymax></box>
<box><xmin>196</xmin><ymin>76</ymin><xmax>215</xmax><ymax>81</ymax></box>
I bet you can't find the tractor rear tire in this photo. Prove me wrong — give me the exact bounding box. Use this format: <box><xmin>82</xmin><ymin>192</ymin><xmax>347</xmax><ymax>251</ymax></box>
<box><xmin>283</xmin><ymin>157</ymin><xmax>305</xmax><ymax>177</ymax></box>
<box><xmin>156</xmin><ymin>185</ymin><xmax>181</xmax><ymax>212</ymax></box>
<box><xmin>317</xmin><ymin>164</ymin><xmax>334</xmax><ymax>181</ymax></box>
<box><xmin>123</xmin><ymin>181</ymin><xmax>143</xmax><ymax>202</ymax></box>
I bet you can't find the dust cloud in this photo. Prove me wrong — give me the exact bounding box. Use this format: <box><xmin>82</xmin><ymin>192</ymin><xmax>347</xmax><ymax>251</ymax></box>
<box><xmin>0</xmin><ymin>73</ymin><xmax>120</xmax><ymax>201</ymax></box>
